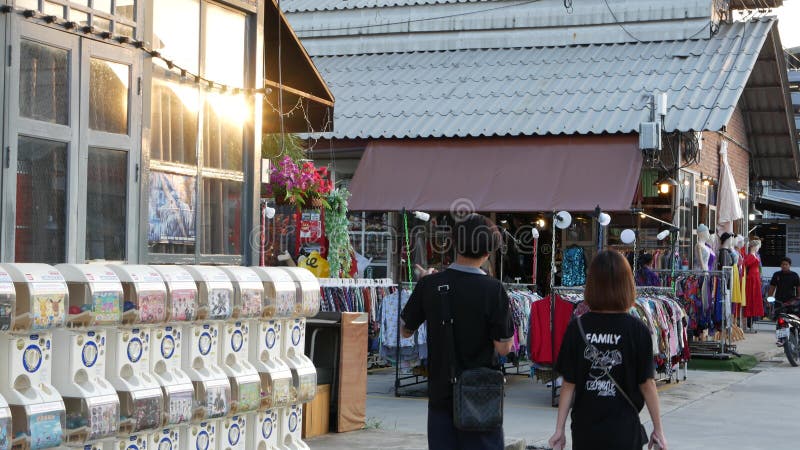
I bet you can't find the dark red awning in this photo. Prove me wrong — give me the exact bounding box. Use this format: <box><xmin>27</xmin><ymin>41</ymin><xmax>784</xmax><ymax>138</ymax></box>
<box><xmin>348</xmin><ymin>135</ymin><xmax>642</xmax><ymax>212</ymax></box>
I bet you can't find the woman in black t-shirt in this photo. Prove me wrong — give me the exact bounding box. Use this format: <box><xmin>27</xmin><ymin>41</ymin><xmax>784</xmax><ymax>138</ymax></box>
<box><xmin>548</xmin><ymin>250</ymin><xmax>668</xmax><ymax>450</ymax></box>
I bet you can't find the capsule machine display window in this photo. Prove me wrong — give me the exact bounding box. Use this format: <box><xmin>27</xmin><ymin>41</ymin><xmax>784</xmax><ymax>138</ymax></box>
<box><xmin>250</xmin><ymin>267</ymin><xmax>296</xmax><ymax>319</ymax></box>
<box><xmin>151</xmin><ymin>265</ymin><xmax>198</xmax><ymax>322</ymax></box>
<box><xmin>0</xmin><ymin>268</ymin><xmax>15</xmax><ymax>332</ymax></box>
<box><xmin>280</xmin><ymin>267</ymin><xmax>321</xmax><ymax>318</ymax></box>
<box><xmin>163</xmin><ymin>384</ymin><xmax>194</xmax><ymax>426</ymax></box>
<box><xmin>0</xmin><ymin>399</ymin><xmax>10</xmax><ymax>450</ymax></box>
<box><xmin>55</xmin><ymin>265</ymin><xmax>123</xmax><ymax>328</ymax></box>
<box><xmin>229</xmin><ymin>372</ymin><xmax>261</xmax><ymax>414</ymax></box>
<box><xmin>182</xmin><ymin>266</ymin><xmax>233</xmax><ymax>321</ymax></box>
<box><xmin>10</xmin><ymin>401</ymin><xmax>66</xmax><ymax>450</ymax></box>
<box><xmin>118</xmin><ymin>387</ymin><xmax>164</xmax><ymax>433</ymax></box>
<box><xmin>220</xmin><ymin>266</ymin><xmax>264</xmax><ymax>320</ymax></box>
<box><xmin>62</xmin><ymin>394</ymin><xmax>119</xmax><ymax>444</ymax></box>
<box><xmin>192</xmin><ymin>378</ymin><xmax>231</xmax><ymax>421</ymax></box>
<box><xmin>106</xmin><ymin>265</ymin><xmax>167</xmax><ymax>325</ymax></box>
<box><xmin>0</xmin><ymin>264</ymin><xmax>68</xmax><ymax>332</ymax></box>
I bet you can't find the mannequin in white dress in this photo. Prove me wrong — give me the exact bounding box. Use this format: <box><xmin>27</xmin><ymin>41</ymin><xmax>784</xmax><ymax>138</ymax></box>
<box><xmin>695</xmin><ymin>224</ymin><xmax>712</xmax><ymax>271</ymax></box>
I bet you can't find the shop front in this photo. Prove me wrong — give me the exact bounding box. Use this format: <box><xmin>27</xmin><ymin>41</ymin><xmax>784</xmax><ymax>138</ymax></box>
<box><xmin>0</xmin><ymin>0</ymin><xmax>333</xmax><ymax>265</ymax></box>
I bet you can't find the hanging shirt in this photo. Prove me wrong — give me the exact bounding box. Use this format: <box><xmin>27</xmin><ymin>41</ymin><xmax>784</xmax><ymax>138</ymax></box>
<box><xmin>562</xmin><ymin>246</ymin><xmax>587</xmax><ymax>287</ymax></box>
<box><xmin>528</xmin><ymin>295</ymin><xmax>575</xmax><ymax>365</ymax></box>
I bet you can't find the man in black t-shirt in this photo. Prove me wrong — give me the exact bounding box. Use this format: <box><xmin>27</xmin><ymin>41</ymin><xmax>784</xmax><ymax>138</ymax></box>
<box><xmin>769</xmin><ymin>257</ymin><xmax>800</xmax><ymax>305</ymax></box>
<box><xmin>401</xmin><ymin>213</ymin><xmax>514</xmax><ymax>450</ymax></box>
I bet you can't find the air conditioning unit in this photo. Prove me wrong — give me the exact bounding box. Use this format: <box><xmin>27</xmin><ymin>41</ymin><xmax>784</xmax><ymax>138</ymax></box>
<box><xmin>639</xmin><ymin>122</ymin><xmax>662</xmax><ymax>151</ymax></box>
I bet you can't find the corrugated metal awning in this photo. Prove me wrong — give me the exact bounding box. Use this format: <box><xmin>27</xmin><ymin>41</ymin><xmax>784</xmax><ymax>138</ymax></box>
<box><xmin>348</xmin><ymin>135</ymin><xmax>643</xmax><ymax>212</ymax></box>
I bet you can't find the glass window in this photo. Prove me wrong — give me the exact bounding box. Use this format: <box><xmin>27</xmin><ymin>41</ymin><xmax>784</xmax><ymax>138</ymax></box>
<box><xmin>16</xmin><ymin>0</ymin><xmax>39</xmax><ymax>10</ymax></box>
<box><xmin>150</xmin><ymin>75</ymin><xmax>198</xmax><ymax>164</ymax></box>
<box><xmin>19</xmin><ymin>39</ymin><xmax>69</xmax><ymax>125</ymax></box>
<box><xmin>15</xmin><ymin>137</ymin><xmax>68</xmax><ymax>263</ymax></box>
<box><xmin>71</xmin><ymin>9</ymin><xmax>89</xmax><ymax>27</ymax></box>
<box><xmin>153</xmin><ymin>0</ymin><xmax>200</xmax><ymax>73</ymax></box>
<box><xmin>93</xmin><ymin>0</ymin><xmax>112</xmax><ymax>13</ymax></box>
<box><xmin>89</xmin><ymin>57</ymin><xmax>129</xmax><ymax>134</ymax></box>
<box><xmin>115</xmin><ymin>0</ymin><xmax>136</xmax><ymax>20</ymax></box>
<box><xmin>93</xmin><ymin>16</ymin><xmax>112</xmax><ymax>32</ymax></box>
<box><xmin>202</xmin><ymin>4</ymin><xmax>246</xmax><ymax>171</ymax></box>
<box><xmin>201</xmin><ymin>179</ymin><xmax>242</xmax><ymax>255</ymax></box>
<box><xmin>148</xmin><ymin>171</ymin><xmax>196</xmax><ymax>254</ymax></box>
<box><xmin>86</xmin><ymin>147</ymin><xmax>127</xmax><ymax>261</ymax></box>
<box><xmin>116</xmin><ymin>23</ymin><xmax>135</xmax><ymax>38</ymax></box>
<box><xmin>44</xmin><ymin>2</ymin><xmax>66</xmax><ymax>17</ymax></box>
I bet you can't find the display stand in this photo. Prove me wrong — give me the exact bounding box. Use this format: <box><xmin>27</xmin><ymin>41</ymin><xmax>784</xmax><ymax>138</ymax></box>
<box><xmin>53</xmin><ymin>264</ymin><xmax>122</xmax><ymax>445</ymax></box>
<box><xmin>0</xmin><ymin>263</ymin><xmax>68</xmax><ymax>450</ymax></box>
<box><xmin>654</xmin><ymin>268</ymin><xmax>734</xmax><ymax>359</ymax></box>
<box><xmin>635</xmin><ymin>285</ymin><xmax>689</xmax><ymax>383</ymax></box>
<box><xmin>394</xmin><ymin>282</ymin><xmax>427</xmax><ymax>397</ymax></box>
<box><xmin>104</xmin><ymin>265</ymin><xmax>166</xmax><ymax>435</ymax></box>
<box><xmin>502</xmin><ymin>282</ymin><xmax>537</xmax><ymax>377</ymax></box>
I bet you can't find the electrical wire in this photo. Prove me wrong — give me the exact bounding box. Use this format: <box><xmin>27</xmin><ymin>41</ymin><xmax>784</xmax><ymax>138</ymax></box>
<box><xmin>601</xmin><ymin>0</ymin><xmax>715</xmax><ymax>43</ymax></box>
<box><xmin>277</xmin><ymin>0</ymin><xmax>286</xmax><ymax>155</ymax></box>
<box><xmin>304</xmin><ymin>0</ymin><xmax>543</xmax><ymax>33</ymax></box>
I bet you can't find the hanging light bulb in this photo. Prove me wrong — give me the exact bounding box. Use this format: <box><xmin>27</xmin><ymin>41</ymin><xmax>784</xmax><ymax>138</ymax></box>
<box><xmin>659</xmin><ymin>182</ymin><xmax>670</xmax><ymax>194</ymax></box>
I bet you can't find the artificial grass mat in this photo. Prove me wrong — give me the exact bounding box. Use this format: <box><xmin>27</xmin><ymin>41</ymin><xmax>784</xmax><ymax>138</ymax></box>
<box><xmin>688</xmin><ymin>354</ymin><xmax>759</xmax><ymax>372</ymax></box>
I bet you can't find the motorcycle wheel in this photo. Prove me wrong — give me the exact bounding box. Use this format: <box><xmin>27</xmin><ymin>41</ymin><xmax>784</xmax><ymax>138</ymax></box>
<box><xmin>785</xmin><ymin>330</ymin><xmax>800</xmax><ymax>367</ymax></box>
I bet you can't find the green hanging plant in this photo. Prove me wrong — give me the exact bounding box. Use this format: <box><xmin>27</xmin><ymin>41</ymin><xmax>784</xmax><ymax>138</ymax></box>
<box><xmin>325</xmin><ymin>188</ymin><xmax>354</xmax><ymax>277</ymax></box>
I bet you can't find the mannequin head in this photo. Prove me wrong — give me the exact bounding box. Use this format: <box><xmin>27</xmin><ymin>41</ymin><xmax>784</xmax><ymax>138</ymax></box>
<box><xmin>697</xmin><ymin>224</ymin><xmax>710</xmax><ymax>244</ymax></box>
<box><xmin>748</xmin><ymin>238</ymin><xmax>761</xmax><ymax>254</ymax></box>
<box><xmin>719</xmin><ymin>232</ymin><xmax>734</xmax><ymax>250</ymax></box>
<box><xmin>734</xmin><ymin>235</ymin><xmax>745</xmax><ymax>250</ymax></box>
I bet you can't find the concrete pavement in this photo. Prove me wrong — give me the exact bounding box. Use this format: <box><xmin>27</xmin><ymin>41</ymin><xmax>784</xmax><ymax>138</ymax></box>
<box><xmin>307</xmin><ymin>321</ymin><xmax>793</xmax><ymax>449</ymax></box>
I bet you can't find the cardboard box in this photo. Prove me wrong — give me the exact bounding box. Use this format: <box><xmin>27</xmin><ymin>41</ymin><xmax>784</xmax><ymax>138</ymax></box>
<box><xmin>302</xmin><ymin>384</ymin><xmax>330</xmax><ymax>439</ymax></box>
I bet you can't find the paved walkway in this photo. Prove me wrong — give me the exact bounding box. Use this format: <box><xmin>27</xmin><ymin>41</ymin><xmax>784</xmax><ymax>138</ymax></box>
<box><xmin>307</xmin><ymin>320</ymin><xmax>785</xmax><ymax>449</ymax></box>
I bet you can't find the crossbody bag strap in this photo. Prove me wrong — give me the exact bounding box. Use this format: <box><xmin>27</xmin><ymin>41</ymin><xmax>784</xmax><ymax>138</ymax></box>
<box><xmin>437</xmin><ymin>277</ymin><xmax>458</xmax><ymax>383</ymax></box>
<box><xmin>575</xmin><ymin>314</ymin><xmax>639</xmax><ymax>414</ymax></box>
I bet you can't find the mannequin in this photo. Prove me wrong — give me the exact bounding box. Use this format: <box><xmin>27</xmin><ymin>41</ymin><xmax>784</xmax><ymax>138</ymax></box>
<box><xmin>695</xmin><ymin>224</ymin><xmax>714</xmax><ymax>271</ymax></box>
<box><xmin>731</xmin><ymin>234</ymin><xmax>743</xmax><ymax>267</ymax></box>
<box><xmin>743</xmin><ymin>238</ymin><xmax>764</xmax><ymax>332</ymax></box>
<box><xmin>717</xmin><ymin>232</ymin><xmax>735</xmax><ymax>270</ymax></box>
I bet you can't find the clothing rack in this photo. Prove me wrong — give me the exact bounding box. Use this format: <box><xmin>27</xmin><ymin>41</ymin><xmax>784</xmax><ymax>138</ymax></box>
<box><xmin>394</xmin><ymin>281</ymin><xmax>426</xmax><ymax>396</ymax></box>
<box><xmin>503</xmin><ymin>283</ymin><xmax>538</xmax><ymax>376</ymax></box>
<box><xmin>653</xmin><ymin>269</ymin><xmax>735</xmax><ymax>359</ymax></box>
<box><xmin>635</xmin><ymin>286</ymin><xmax>689</xmax><ymax>383</ymax></box>
<box><xmin>546</xmin><ymin>285</ymin><xmax>585</xmax><ymax>407</ymax></box>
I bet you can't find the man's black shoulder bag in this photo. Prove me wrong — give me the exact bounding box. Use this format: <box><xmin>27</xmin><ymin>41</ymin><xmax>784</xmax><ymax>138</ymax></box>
<box><xmin>438</xmin><ymin>281</ymin><xmax>504</xmax><ymax>431</ymax></box>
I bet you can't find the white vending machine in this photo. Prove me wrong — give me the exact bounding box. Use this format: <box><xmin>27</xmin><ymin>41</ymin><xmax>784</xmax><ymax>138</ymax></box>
<box><xmin>247</xmin><ymin>267</ymin><xmax>296</xmax><ymax>450</ymax></box>
<box><xmin>149</xmin><ymin>265</ymin><xmax>197</xmax><ymax>431</ymax></box>
<box><xmin>53</xmin><ymin>264</ymin><xmax>122</xmax><ymax>447</ymax></box>
<box><xmin>181</xmin><ymin>421</ymin><xmax>215</xmax><ymax>450</ymax></box>
<box><xmin>104</xmin><ymin>265</ymin><xmax>166</xmax><ymax>436</ymax></box>
<box><xmin>180</xmin><ymin>266</ymin><xmax>232</xmax><ymax>423</ymax></box>
<box><xmin>0</xmin><ymin>395</ymin><xmax>10</xmax><ymax>450</ymax></box>
<box><xmin>0</xmin><ymin>269</ymin><xmax>14</xmax><ymax>450</ymax></box>
<box><xmin>0</xmin><ymin>263</ymin><xmax>68</xmax><ymax>450</ymax></box>
<box><xmin>278</xmin><ymin>268</ymin><xmax>321</xmax><ymax>450</ymax></box>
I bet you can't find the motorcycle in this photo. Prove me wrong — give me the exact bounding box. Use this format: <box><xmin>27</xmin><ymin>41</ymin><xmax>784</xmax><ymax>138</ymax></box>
<box><xmin>770</xmin><ymin>296</ymin><xmax>800</xmax><ymax>366</ymax></box>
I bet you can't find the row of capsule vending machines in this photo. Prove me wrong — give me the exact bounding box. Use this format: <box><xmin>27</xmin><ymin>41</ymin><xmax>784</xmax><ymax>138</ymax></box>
<box><xmin>0</xmin><ymin>263</ymin><xmax>321</xmax><ymax>450</ymax></box>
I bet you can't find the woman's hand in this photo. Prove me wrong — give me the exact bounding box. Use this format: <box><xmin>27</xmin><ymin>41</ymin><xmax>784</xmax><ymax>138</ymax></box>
<box><xmin>548</xmin><ymin>430</ymin><xmax>566</xmax><ymax>450</ymax></box>
<box><xmin>649</xmin><ymin>429</ymin><xmax>667</xmax><ymax>449</ymax></box>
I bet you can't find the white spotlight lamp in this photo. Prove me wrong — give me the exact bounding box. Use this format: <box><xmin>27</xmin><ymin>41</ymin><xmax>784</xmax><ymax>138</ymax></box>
<box><xmin>531</xmin><ymin>228</ymin><xmax>540</xmax><ymax>239</ymax></box>
<box><xmin>621</xmin><ymin>228</ymin><xmax>637</xmax><ymax>244</ymax></box>
<box><xmin>264</xmin><ymin>206</ymin><xmax>276</xmax><ymax>219</ymax></box>
<box><xmin>554</xmin><ymin>211</ymin><xmax>572</xmax><ymax>229</ymax></box>
<box><xmin>656</xmin><ymin>229</ymin><xmax>671</xmax><ymax>241</ymax></box>
<box><xmin>598</xmin><ymin>212</ymin><xmax>611</xmax><ymax>227</ymax></box>
<box><xmin>412</xmin><ymin>211</ymin><xmax>431</xmax><ymax>222</ymax></box>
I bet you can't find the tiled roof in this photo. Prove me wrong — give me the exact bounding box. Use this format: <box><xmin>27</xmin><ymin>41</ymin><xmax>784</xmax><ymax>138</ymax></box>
<box><xmin>281</xmin><ymin>0</ymin><xmax>483</xmax><ymax>13</ymax></box>
<box><xmin>315</xmin><ymin>18</ymin><xmax>774</xmax><ymax>139</ymax></box>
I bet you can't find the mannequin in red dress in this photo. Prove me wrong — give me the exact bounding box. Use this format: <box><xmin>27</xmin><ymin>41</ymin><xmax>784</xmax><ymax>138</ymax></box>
<box><xmin>743</xmin><ymin>238</ymin><xmax>764</xmax><ymax>332</ymax></box>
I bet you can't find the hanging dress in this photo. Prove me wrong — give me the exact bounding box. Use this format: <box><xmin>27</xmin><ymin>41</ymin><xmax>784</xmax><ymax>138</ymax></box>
<box><xmin>743</xmin><ymin>253</ymin><xmax>764</xmax><ymax>319</ymax></box>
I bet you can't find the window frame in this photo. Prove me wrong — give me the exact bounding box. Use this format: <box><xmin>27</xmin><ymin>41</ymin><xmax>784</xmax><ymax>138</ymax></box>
<box><xmin>145</xmin><ymin>0</ymin><xmax>256</xmax><ymax>264</ymax></box>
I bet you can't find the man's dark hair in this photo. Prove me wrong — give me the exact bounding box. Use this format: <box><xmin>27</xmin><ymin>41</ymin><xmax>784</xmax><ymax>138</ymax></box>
<box><xmin>782</xmin><ymin>257</ymin><xmax>792</xmax><ymax>265</ymax></box>
<box><xmin>453</xmin><ymin>213</ymin><xmax>502</xmax><ymax>258</ymax></box>
<box><xmin>638</xmin><ymin>253</ymin><xmax>654</xmax><ymax>267</ymax></box>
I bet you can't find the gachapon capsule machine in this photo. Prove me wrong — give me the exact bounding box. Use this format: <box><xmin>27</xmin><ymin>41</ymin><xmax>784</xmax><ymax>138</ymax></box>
<box><xmin>103</xmin><ymin>432</ymin><xmax>148</xmax><ymax>450</ymax></box>
<box><xmin>149</xmin><ymin>266</ymin><xmax>197</xmax><ymax>430</ymax></box>
<box><xmin>0</xmin><ymin>395</ymin><xmax>10</xmax><ymax>450</ymax></box>
<box><xmin>0</xmin><ymin>268</ymin><xmax>13</xmax><ymax>450</ymax></box>
<box><xmin>52</xmin><ymin>264</ymin><xmax>122</xmax><ymax>446</ymax></box>
<box><xmin>148</xmin><ymin>428</ymin><xmax>179</xmax><ymax>450</ymax></box>
<box><xmin>216</xmin><ymin>415</ymin><xmax>247</xmax><ymax>450</ymax></box>
<box><xmin>181</xmin><ymin>421</ymin><xmax>214</xmax><ymax>450</ymax></box>
<box><xmin>0</xmin><ymin>264</ymin><xmax>68</xmax><ymax>450</ymax></box>
<box><xmin>179</xmin><ymin>267</ymin><xmax>231</xmax><ymax>423</ymax></box>
<box><xmin>278</xmin><ymin>268</ymin><xmax>318</xmax><ymax>406</ymax></box>
<box><xmin>247</xmin><ymin>267</ymin><xmax>294</xmax><ymax>411</ymax></box>
<box><xmin>103</xmin><ymin>265</ymin><xmax>166</xmax><ymax>436</ymax></box>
